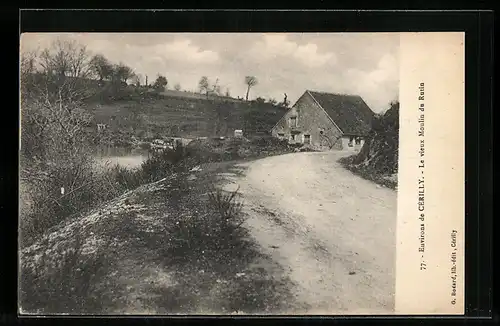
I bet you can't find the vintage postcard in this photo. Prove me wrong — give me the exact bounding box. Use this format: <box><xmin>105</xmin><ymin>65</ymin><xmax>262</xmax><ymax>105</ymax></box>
<box><xmin>18</xmin><ymin>32</ymin><xmax>464</xmax><ymax>315</ymax></box>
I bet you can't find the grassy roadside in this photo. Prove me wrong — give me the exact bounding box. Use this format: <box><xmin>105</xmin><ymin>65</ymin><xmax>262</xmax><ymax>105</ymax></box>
<box><xmin>20</xmin><ymin>144</ymin><xmax>308</xmax><ymax>314</ymax></box>
<box><xmin>147</xmin><ymin>163</ymin><xmax>306</xmax><ymax>314</ymax></box>
<box><xmin>338</xmin><ymin>155</ymin><xmax>397</xmax><ymax>190</ymax></box>
<box><xmin>338</xmin><ymin>101</ymin><xmax>399</xmax><ymax>190</ymax></box>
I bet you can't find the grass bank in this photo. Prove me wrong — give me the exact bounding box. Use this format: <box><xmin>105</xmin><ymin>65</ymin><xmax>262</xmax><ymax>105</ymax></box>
<box><xmin>338</xmin><ymin>101</ymin><xmax>399</xmax><ymax>190</ymax></box>
<box><xmin>338</xmin><ymin>155</ymin><xmax>397</xmax><ymax>190</ymax></box>
<box><xmin>20</xmin><ymin>136</ymin><xmax>308</xmax><ymax>314</ymax></box>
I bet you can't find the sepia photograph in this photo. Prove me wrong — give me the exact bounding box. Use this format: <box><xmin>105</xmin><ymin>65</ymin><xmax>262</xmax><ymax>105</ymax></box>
<box><xmin>19</xmin><ymin>32</ymin><xmax>403</xmax><ymax>315</ymax></box>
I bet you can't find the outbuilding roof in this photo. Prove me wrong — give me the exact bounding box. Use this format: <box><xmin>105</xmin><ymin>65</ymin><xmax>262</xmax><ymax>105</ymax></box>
<box><xmin>307</xmin><ymin>90</ymin><xmax>375</xmax><ymax>136</ymax></box>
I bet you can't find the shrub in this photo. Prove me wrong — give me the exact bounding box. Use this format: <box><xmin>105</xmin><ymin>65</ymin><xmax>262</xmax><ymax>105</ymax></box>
<box><xmin>20</xmin><ymin>152</ymin><xmax>124</xmax><ymax>247</ymax></box>
<box><xmin>105</xmin><ymin>164</ymin><xmax>143</xmax><ymax>190</ymax></box>
<box><xmin>139</xmin><ymin>145</ymin><xmax>192</xmax><ymax>183</ymax></box>
<box><xmin>338</xmin><ymin>101</ymin><xmax>399</xmax><ymax>189</ymax></box>
<box><xmin>206</xmin><ymin>185</ymin><xmax>244</xmax><ymax>224</ymax></box>
<box><xmin>165</xmin><ymin>184</ymin><xmax>246</xmax><ymax>267</ymax></box>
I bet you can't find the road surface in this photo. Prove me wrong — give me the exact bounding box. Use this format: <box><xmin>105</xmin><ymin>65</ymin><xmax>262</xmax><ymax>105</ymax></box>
<box><xmin>221</xmin><ymin>151</ymin><xmax>397</xmax><ymax>314</ymax></box>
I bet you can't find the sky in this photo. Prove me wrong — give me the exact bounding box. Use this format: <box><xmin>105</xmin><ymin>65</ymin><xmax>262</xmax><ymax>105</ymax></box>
<box><xmin>20</xmin><ymin>33</ymin><xmax>400</xmax><ymax>113</ymax></box>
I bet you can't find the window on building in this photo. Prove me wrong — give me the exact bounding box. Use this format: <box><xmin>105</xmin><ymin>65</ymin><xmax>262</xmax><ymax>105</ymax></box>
<box><xmin>304</xmin><ymin>134</ymin><xmax>311</xmax><ymax>144</ymax></box>
<box><xmin>278</xmin><ymin>133</ymin><xmax>285</xmax><ymax>138</ymax></box>
<box><xmin>348</xmin><ymin>136</ymin><xmax>354</xmax><ymax>147</ymax></box>
<box><xmin>319</xmin><ymin>129</ymin><xmax>324</xmax><ymax>135</ymax></box>
<box><xmin>290</xmin><ymin>116</ymin><xmax>297</xmax><ymax>127</ymax></box>
<box><xmin>290</xmin><ymin>134</ymin><xmax>296</xmax><ymax>142</ymax></box>
<box><xmin>355</xmin><ymin>137</ymin><xmax>362</xmax><ymax>145</ymax></box>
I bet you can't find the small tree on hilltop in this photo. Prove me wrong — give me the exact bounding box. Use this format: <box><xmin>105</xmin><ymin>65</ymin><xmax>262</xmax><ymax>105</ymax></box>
<box><xmin>198</xmin><ymin>76</ymin><xmax>223</xmax><ymax>98</ymax></box>
<box><xmin>212</xmin><ymin>78</ymin><xmax>222</xmax><ymax>96</ymax></box>
<box><xmin>244</xmin><ymin>76</ymin><xmax>258</xmax><ymax>101</ymax></box>
<box><xmin>198</xmin><ymin>76</ymin><xmax>210</xmax><ymax>96</ymax></box>
<box><xmin>174</xmin><ymin>83</ymin><xmax>181</xmax><ymax>91</ymax></box>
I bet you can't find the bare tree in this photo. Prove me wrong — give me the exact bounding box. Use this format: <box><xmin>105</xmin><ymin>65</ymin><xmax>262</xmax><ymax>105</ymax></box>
<box><xmin>20</xmin><ymin>50</ymin><xmax>39</xmax><ymax>96</ymax></box>
<box><xmin>212</xmin><ymin>78</ymin><xmax>222</xmax><ymax>96</ymax></box>
<box><xmin>21</xmin><ymin>50</ymin><xmax>38</xmax><ymax>76</ymax></box>
<box><xmin>20</xmin><ymin>47</ymin><xmax>94</xmax><ymax>161</ymax></box>
<box><xmin>69</xmin><ymin>45</ymin><xmax>90</xmax><ymax>79</ymax></box>
<box><xmin>29</xmin><ymin>40</ymin><xmax>95</xmax><ymax>103</ymax></box>
<box><xmin>19</xmin><ymin>40</ymin><xmax>139</xmax><ymax>246</ymax></box>
<box><xmin>39</xmin><ymin>39</ymin><xmax>91</xmax><ymax>79</ymax></box>
<box><xmin>244</xmin><ymin>76</ymin><xmax>258</xmax><ymax>101</ymax></box>
<box><xmin>20</xmin><ymin>79</ymin><xmax>112</xmax><ymax>245</ymax></box>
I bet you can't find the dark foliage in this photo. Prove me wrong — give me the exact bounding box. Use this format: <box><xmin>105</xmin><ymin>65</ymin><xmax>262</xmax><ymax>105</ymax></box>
<box><xmin>339</xmin><ymin>101</ymin><xmax>399</xmax><ymax>189</ymax></box>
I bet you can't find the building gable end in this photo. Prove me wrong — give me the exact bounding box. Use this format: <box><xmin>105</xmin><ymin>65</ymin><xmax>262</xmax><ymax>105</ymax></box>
<box><xmin>270</xmin><ymin>92</ymin><xmax>309</xmax><ymax>132</ymax></box>
<box><xmin>305</xmin><ymin>90</ymin><xmax>344</xmax><ymax>135</ymax></box>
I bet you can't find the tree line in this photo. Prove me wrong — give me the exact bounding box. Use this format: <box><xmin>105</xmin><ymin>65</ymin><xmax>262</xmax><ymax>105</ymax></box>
<box><xmin>197</xmin><ymin>75</ymin><xmax>289</xmax><ymax>107</ymax></box>
<box><xmin>21</xmin><ymin>38</ymin><xmax>291</xmax><ymax>107</ymax></box>
<box><xmin>20</xmin><ymin>39</ymin><xmax>180</xmax><ymax>99</ymax></box>
<box><xmin>197</xmin><ymin>75</ymin><xmax>258</xmax><ymax>101</ymax></box>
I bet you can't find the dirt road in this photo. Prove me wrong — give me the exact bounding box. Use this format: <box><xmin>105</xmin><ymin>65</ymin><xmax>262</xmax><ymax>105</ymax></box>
<box><xmin>221</xmin><ymin>151</ymin><xmax>397</xmax><ymax>314</ymax></box>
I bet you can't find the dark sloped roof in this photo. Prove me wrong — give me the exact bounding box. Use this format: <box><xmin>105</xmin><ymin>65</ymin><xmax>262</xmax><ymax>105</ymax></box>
<box><xmin>307</xmin><ymin>90</ymin><xmax>375</xmax><ymax>136</ymax></box>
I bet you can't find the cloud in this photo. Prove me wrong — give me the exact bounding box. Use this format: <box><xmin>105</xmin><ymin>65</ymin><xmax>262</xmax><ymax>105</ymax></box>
<box><xmin>20</xmin><ymin>33</ymin><xmax>398</xmax><ymax>112</ymax></box>
<box><xmin>251</xmin><ymin>34</ymin><xmax>336</xmax><ymax>68</ymax></box>
<box><xmin>342</xmin><ymin>53</ymin><xmax>399</xmax><ymax>111</ymax></box>
<box><xmin>151</xmin><ymin>39</ymin><xmax>219</xmax><ymax>64</ymax></box>
<box><xmin>86</xmin><ymin>38</ymin><xmax>219</xmax><ymax>67</ymax></box>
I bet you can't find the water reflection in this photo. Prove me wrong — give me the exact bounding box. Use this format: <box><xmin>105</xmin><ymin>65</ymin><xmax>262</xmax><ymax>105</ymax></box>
<box><xmin>94</xmin><ymin>146</ymin><xmax>150</xmax><ymax>169</ymax></box>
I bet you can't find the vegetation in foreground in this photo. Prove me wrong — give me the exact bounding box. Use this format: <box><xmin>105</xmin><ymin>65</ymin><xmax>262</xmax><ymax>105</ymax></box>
<box><xmin>338</xmin><ymin>101</ymin><xmax>399</xmax><ymax>190</ymax></box>
<box><xmin>20</xmin><ymin>125</ymin><xmax>309</xmax><ymax>314</ymax></box>
<box><xmin>20</xmin><ymin>157</ymin><xmax>305</xmax><ymax>314</ymax></box>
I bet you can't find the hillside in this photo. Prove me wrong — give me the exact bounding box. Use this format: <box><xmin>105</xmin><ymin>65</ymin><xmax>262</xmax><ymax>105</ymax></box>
<box><xmin>159</xmin><ymin>89</ymin><xmax>242</xmax><ymax>103</ymax></box>
<box><xmin>84</xmin><ymin>92</ymin><xmax>288</xmax><ymax>142</ymax></box>
<box><xmin>339</xmin><ymin>101</ymin><xmax>399</xmax><ymax>189</ymax></box>
<box><xmin>22</xmin><ymin>74</ymin><xmax>287</xmax><ymax>142</ymax></box>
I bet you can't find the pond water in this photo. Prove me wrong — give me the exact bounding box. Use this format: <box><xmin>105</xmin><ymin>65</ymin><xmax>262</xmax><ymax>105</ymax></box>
<box><xmin>94</xmin><ymin>146</ymin><xmax>150</xmax><ymax>169</ymax></box>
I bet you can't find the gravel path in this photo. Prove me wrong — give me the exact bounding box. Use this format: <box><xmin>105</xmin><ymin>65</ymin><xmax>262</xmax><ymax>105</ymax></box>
<box><xmin>222</xmin><ymin>151</ymin><xmax>397</xmax><ymax>314</ymax></box>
